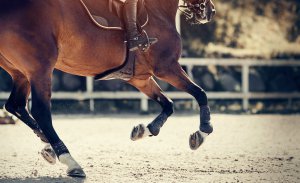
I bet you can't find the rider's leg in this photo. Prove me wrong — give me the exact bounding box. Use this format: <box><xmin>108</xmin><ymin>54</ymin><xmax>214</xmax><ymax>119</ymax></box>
<box><xmin>124</xmin><ymin>0</ymin><xmax>157</xmax><ymax>51</ymax></box>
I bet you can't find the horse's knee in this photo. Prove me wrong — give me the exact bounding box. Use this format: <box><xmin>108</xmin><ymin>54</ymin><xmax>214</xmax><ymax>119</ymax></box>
<box><xmin>154</xmin><ymin>93</ymin><xmax>174</xmax><ymax>116</ymax></box>
<box><xmin>188</xmin><ymin>85</ymin><xmax>208</xmax><ymax>106</ymax></box>
<box><xmin>196</xmin><ymin>90</ymin><xmax>208</xmax><ymax>106</ymax></box>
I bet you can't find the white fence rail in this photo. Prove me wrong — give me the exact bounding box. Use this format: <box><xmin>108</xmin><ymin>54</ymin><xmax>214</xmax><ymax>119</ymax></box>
<box><xmin>1</xmin><ymin>59</ymin><xmax>300</xmax><ymax>112</ymax></box>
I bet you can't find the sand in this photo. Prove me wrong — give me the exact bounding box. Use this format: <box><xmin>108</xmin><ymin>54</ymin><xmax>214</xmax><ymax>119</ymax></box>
<box><xmin>0</xmin><ymin>114</ymin><xmax>299</xmax><ymax>183</ymax></box>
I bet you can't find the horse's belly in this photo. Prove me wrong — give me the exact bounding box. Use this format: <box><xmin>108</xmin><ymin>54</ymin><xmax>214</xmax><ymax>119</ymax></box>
<box><xmin>55</xmin><ymin>33</ymin><xmax>126</xmax><ymax>77</ymax></box>
<box><xmin>55</xmin><ymin>47</ymin><xmax>126</xmax><ymax>77</ymax></box>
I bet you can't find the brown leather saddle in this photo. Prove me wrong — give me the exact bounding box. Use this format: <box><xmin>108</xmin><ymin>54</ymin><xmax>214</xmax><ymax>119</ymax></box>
<box><xmin>80</xmin><ymin>0</ymin><xmax>149</xmax><ymax>81</ymax></box>
<box><xmin>80</xmin><ymin>0</ymin><xmax>148</xmax><ymax>31</ymax></box>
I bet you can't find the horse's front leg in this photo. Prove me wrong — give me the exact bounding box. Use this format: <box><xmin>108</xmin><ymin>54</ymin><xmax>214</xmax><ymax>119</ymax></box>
<box><xmin>154</xmin><ymin>62</ymin><xmax>213</xmax><ymax>150</ymax></box>
<box><xmin>128</xmin><ymin>77</ymin><xmax>174</xmax><ymax>140</ymax></box>
<box><xmin>29</xmin><ymin>69</ymin><xmax>86</xmax><ymax>178</ymax></box>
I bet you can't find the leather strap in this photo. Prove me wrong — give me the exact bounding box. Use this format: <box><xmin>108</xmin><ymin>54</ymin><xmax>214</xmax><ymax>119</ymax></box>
<box><xmin>109</xmin><ymin>0</ymin><xmax>113</xmax><ymax>12</ymax></box>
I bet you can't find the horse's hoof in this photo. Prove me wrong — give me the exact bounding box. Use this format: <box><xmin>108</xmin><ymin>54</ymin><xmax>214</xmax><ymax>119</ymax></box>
<box><xmin>131</xmin><ymin>124</ymin><xmax>145</xmax><ymax>141</ymax></box>
<box><xmin>189</xmin><ymin>131</ymin><xmax>207</xmax><ymax>150</ymax></box>
<box><xmin>41</xmin><ymin>144</ymin><xmax>56</xmax><ymax>165</ymax></box>
<box><xmin>130</xmin><ymin>124</ymin><xmax>151</xmax><ymax>141</ymax></box>
<box><xmin>67</xmin><ymin>168</ymin><xmax>86</xmax><ymax>178</ymax></box>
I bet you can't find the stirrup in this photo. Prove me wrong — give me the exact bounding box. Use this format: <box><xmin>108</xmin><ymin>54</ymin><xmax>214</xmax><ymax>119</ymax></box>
<box><xmin>139</xmin><ymin>30</ymin><xmax>158</xmax><ymax>52</ymax></box>
<box><xmin>127</xmin><ymin>30</ymin><xmax>158</xmax><ymax>52</ymax></box>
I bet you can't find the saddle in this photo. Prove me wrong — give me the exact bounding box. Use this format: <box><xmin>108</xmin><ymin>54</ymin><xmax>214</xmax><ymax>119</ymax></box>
<box><xmin>80</xmin><ymin>0</ymin><xmax>148</xmax><ymax>31</ymax></box>
<box><xmin>80</xmin><ymin>0</ymin><xmax>149</xmax><ymax>81</ymax></box>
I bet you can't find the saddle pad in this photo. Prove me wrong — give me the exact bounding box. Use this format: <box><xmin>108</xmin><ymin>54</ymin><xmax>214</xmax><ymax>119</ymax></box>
<box><xmin>80</xmin><ymin>0</ymin><xmax>148</xmax><ymax>31</ymax></box>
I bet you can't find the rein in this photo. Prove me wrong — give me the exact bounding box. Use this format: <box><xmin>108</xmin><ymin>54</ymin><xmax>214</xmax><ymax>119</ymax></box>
<box><xmin>178</xmin><ymin>0</ymin><xmax>207</xmax><ymax>24</ymax></box>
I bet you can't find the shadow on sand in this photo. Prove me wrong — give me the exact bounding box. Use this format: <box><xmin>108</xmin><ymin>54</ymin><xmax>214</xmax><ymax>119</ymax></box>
<box><xmin>0</xmin><ymin>177</ymin><xmax>86</xmax><ymax>183</ymax></box>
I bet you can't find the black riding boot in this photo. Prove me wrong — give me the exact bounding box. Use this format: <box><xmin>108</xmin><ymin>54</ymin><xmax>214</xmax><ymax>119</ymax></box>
<box><xmin>124</xmin><ymin>0</ymin><xmax>157</xmax><ymax>51</ymax></box>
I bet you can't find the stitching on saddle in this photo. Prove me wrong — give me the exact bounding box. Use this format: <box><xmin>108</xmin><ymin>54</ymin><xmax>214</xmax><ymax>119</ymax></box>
<box><xmin>79</xmin><ymin>0</ymin><xmax>149</xmax><ymax>31</ymax></box>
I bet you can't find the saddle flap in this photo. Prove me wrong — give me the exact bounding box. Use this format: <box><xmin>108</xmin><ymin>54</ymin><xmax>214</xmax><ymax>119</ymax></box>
<box><xmin>92</xmin><ymin>16</ymin><xmax>109</xmax><ymax>27</ymax></box>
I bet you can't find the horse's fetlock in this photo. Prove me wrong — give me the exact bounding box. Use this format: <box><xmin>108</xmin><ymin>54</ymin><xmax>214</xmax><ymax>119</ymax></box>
<box><xmin>200</xmin><ymin>105</ymin><xmax>211</xmax><ymax>122</ymax></box>
<box><xmin>58</xmin><ymin>153</ymin><xmax>81</xmax><ymax>170</ymax></box>
<box><xmin>52</xmin><ymin>141</ymin><xmax>70</xmax><ymax>157</ymax></box>
<box><xmin>147</xmin><ymin>123</ymin><xmax>160</xmax><ymax>136</ymax></box>
<box><xmin>200</xmin><ymin>123</ymin><xmax>213</xmax><ymax>134</ymax></box>
<box><xmin>164</xmin><ymin>102</ymin><xmax>174</xmax><ymax>116</ymax></box>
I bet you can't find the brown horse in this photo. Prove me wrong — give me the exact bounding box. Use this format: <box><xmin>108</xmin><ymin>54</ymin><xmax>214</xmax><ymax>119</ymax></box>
<box><xmin>0</xmin><ymin>0</ymin><xmax>216</xmax><ymax>178</ymax></box>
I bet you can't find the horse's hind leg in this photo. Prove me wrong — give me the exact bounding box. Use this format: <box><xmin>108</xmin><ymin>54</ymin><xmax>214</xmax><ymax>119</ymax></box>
<box><xmin>128</xmin><ymin>77</ymin><xmax>174</xmax><ymax>140</ymax></box>
<box><xmin>0</xmin><ymin>55</ymin><xmax>48</xmax><ymax>142</ymax></box>
<box><xmin>10</xmin><ymin>74</ymin><xmax>55</xmax><ymax>164</ymax></box>
<box><xmin>29</xmin><ymin>68</ymin><xmax>85</xmax><ymax>177</ymax></box>
<box><xmin>5</xmin><ymin>75</ymin><xmax>48</xmax><ymax>143</ymax></box>
<box><xmin>154</xmin><ymin>62</ymin><xmax>213</xmax><ymax>150</ymax></box>
<box><xmin>1</xmin><ymin>30</ymin><xmax>85</xmax><ymax>176</ymax></box>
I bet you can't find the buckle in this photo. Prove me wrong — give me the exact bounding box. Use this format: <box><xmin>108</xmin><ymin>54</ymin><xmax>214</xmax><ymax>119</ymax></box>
<box><xmin>140</xmin><ymin>30</ymin><xmax>151</xmax><ymax>52</ymax></box>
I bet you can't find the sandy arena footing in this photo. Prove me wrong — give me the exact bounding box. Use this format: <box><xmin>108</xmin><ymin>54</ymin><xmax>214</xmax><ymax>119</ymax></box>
<box><xmin>0</xmin><ymin>114</ymin><xmax>299</xmax><ymax>183</ymax></box>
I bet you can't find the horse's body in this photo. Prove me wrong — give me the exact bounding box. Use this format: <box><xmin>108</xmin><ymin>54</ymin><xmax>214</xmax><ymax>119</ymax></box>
<box><xmin>1</xmin><ymin>0</ymin><xmax>125</xmax><ymax>76</ymax></box>
<box><xmin>0</xmin><ymin>0</ymin><xmax>215</xmax><ymax>177</ymax></box>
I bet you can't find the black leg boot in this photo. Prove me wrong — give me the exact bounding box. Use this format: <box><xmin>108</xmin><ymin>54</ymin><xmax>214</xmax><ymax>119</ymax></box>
<box><xmin>124</xmin><ymin>0</ymin><xmax>157</xmax><ymax>51</ymax></box>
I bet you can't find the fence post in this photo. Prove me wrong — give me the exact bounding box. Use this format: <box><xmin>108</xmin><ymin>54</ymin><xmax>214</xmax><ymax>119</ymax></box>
<box><xmin>86</xmin><ymin>77</ymin><xmax>95</xmax><ymax>112</ymax></box>
<box><xmin>242</xmin><ymin>65</ymin><xmax>249</xmax><ymax>111</ymax></box>
<box><xmin>141</xmin><ymin>97</ymin><xmax>149</xmax><ymax>113</ymax></box>
<box><xmin>176</xmin><ymin>9</ymin><xmax>181</xmax><ymax>34</ymax></box>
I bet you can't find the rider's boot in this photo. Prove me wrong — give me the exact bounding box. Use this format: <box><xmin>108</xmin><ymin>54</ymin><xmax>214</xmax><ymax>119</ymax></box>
<box><xmin>124</xmin><ymin>0</ymin><xmax>157</xmax><ymax>51</ymax></box>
